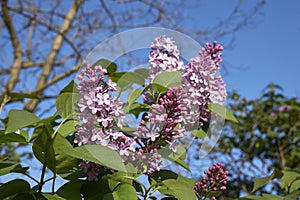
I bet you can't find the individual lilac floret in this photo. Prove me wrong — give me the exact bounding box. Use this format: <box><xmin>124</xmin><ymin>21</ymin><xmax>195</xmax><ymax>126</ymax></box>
<box><xmin>194</xmin><ymin>163</ymin><xmax>229</xmax><ymax>200</ymax></box>
<box><xmin>148</xmin><ymin>35</ymin><xmax>184</xmax><ymax>83</ymax></box>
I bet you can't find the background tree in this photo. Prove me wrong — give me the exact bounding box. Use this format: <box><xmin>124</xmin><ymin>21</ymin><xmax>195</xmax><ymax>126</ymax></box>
<box><xmin>201</xmin><ymin>84</ymin><xmax>300</xmax><ymax>198</ymax></box>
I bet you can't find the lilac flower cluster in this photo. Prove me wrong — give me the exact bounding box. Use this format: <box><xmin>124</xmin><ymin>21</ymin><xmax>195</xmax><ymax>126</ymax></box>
<box><xmin>147</xmin><ymin>35</ymin><xmax>226</xmax><ymax>128</ymax></box>
<box><xmin>194</xmin><ymin>163</ymin><xmax>228</xmax><ymax>200</ymax></box>
<box><xmin>74</xmin><ymin>65</ymin><xmax>135</xmax><ymax>180</ymax></box>
<box><xmin>182</xmin><ymin>41</ymin><xmax>226</xmax><ymax>127</ymax></box>
<box><xmin>148</xmin><ymin>35</ymin><xmax>184</xmax><ymax>83</ymax></box>
<box><xmin>135</xmin><ymin>87</ymin><xmax>187</xmax><ymax>173</ymax></box>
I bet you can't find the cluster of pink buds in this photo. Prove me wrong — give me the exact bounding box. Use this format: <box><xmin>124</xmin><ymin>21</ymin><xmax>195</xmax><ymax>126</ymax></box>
<box><xmin>194</xmin><ymin>163</ymin><xmax>229</xmax><ymax>199</ymax></box>
<box><xmin>135</xmin><ymin>87</ymin><xmax>186</xmax><ymax>174</ymax></box>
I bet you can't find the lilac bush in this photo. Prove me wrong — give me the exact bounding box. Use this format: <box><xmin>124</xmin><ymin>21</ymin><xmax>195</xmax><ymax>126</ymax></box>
<box><xmin>74</xmin><ymin>35</ymin><xmax>228</xmax><ymax>198</ymax></box>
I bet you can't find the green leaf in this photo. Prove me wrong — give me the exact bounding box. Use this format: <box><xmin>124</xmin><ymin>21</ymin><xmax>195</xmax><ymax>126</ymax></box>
<box><xmin>92</xmin><ymin>59</ymin><xmax>117</xmax><ymax>74</ymax></box>
<box><xmin>32</xmin><ymin>125</ymin><xmax>56</xmax><ymax>173</ymax></box>
<box><xmin>150</xmin><ymin>170</ymin><xmax>194</xmax><ymax>193</ymax></box>
<box><xmin>42</xmin><ymin>193</ymin><xmax>66</xmax><ymax>200</ymax></box>
<box><xmin>8</xmin><ymin>92</ymin><xmax>41</xmax><ymax>101</ymax></box>
<box><xmin>152</xmin><ymin>71</ymin><xmax>182</xmax><ymax>88</ymax></box>
<box><xmin>56</xmin><ymin>93</ymin><xmax>79</xmax><ymax>120</ymax></box>
<box><xmin>0</xmin><ymin>94</ymin><xmax>4</xmax><ymax>105</ymax></box>
<box><xmin>191</xmin><ymin>128</ymin><xmax>207</xmax><ymax>138</ymax></box>
<box><xmin>283</xmin><ymin>190</ymin><xmax>300</xmax><ymax>200</ymax></box>
<box><xmin>0</xmin><ymin>133</ymin><xmax>28</xmax><ymax>144</ymax></box>
<box><xmin>57</xmin><ymin>120</ymin><xmax>78</xmax><ymax>137</ymax></box>
<box><xmin>53</xmin><ymin>134</ymin><xmax>78</xmax><ymax>174</ymax></box>
<box><xmin>59</xmin><ymin>80</ymin><xmax>77</xmax><ymax>94</ymax></box>
<box><xmin>252</xmin><ymin>170</ymin><xmax>282</xmax><ymax>192</ymax></box>
<box><xmin>112</xmin><ymin>184</ymin><xmax>138</xmax><ymax>200</ymax></box>
<box><xmin>281</xmin><ymin>170</ymin><xmax>300</xmax><ymax>192</ymax></box>
<box><xmin>208</xmin><ymin>103</ymin><xmax>238</xmax><ymax>123</ymax></box>
<box><xmin>10</xmin><ymin>165</ymin><xmax>30</xmax><ymax>174</ymax></box>
<box><xmin>0</xmin><ymin>179</ymin><xmax>30</xmax><ymax>199</ymax></box>
<box><xmin>261</xmin><ymin>193</ymin><xmax>284</xmax><ymax>200</ymax></box>
<box><xmin>158</xmin><ymin>147</ymin><xmax>190</xmax><ymax>172</ymax></box>
<box><xmin>56</xmin><ymin>180</ymin><xmax>84</xmax><ymax>200</ymax></box>
<box><xmin>103</xmin><ymin>172</ymin><xmax>133</xmax><ymax>185</ymax></box>
<box><xmin>11</xmin><ymin>193</ymin><xmax>35</xmax><ymax>200</ymax></box>
<box><xmin>0</xmin><ymin>162</ymin><xmax>18</xmax><ymax>176</ymax></box>
<box><xmin>128</xmin><ymin>89</ymin><xmax>143</xmax><ymax>106</ymax></box>
<box><xmin>110</xmin><ymin>70</ymin><xmax>147</xmax><ymax>88</ymax></box>
<box><xmin>161</xmin><ymin>179</ymin><xmax>196</xmax><ymax>200</ymax></box>
<box><xmin>81</xmin><ymin>179</ymin><xmax>118</xmax><ymax>200</ymax></box>
<box><xmin>239</xmin><ymin>195</ymin><xmax>266</xmax><ymax>200</ymax></box>
<box><xmin>59</xmin><ymin>145</ymin><xmax>126</xmax><ymax>171</ymax></box>
<box><xmin>290</xmin><ymin>179</ymin><xmax>300</xmax><ymax>193</ymax></box>
<box><xmin>5</xmin><ymin>110</ymin><xmax>40</xmax><ymax>134</ymax></box>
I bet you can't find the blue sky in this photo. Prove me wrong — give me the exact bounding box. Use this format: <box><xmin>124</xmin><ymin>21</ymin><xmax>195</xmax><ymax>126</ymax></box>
<box><xmin>222</xmin><ymin>0</ymin><xmax>300</xmax><ymax>99</ymax></box>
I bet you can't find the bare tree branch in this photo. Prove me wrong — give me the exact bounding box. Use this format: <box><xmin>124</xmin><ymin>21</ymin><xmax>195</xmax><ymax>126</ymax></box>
<box><xmin>25</xmin><ymin>0</ymin><xmax>83</xmax><ymax>111</ymax></box>
<box><xmin>1</xmin><ymin>0</ymin><xmax>23</xmax><ymax>93</ymax></box>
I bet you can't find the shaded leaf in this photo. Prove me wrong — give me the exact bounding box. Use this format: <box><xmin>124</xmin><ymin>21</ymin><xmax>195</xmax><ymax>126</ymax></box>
<box><xmin>0</xmin><ymin>179</ymin><xmax>30</xmax><ymax>199</ymax></box>
<box><xmin>5</xmin><ymin>110</ymin><xmax>40</xmax><ymax>134</ymax></box>
<box><xmin>57</xmin><ymin>180</ymin><xmax>84</xmax><ymax>200</ymax></box>
<box><xmin>0</xmin><ymin>133</ymin><xmax>28</xmax><ymax>144</ymax></box>
<box><xmin>92</xmin><ymin>59</ymin><xmax>117</xmax><ymax>74</ymax></box>
<box><xmin>53</xmin><ymin>134</ymin><xmax>78</xmax><ymax>174</ymax></box>
<box><xmin>8</xmin><ymin>92</ymin><xmax>40</xmax><ymax>100</ymax></box>
<box><xmin>59</xmin><ymin>80</ymin><xmax>77</xmax><ymax>94</ymax></box>
<box><xmin>43</xmin><ymin>193</ymin><xmax>65</xmax><ymax>200</ymax></box>
<box><xmin>32</xmin><ymin>125</ymin><xmax>56</xmax><ymax>173</ymax></box>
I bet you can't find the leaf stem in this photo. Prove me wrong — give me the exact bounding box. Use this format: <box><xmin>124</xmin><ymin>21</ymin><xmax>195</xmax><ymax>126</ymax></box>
<box><xmin>38</xmin><ymin>162</ymin><xmax>47</xmax><ymax>194</ymax></box>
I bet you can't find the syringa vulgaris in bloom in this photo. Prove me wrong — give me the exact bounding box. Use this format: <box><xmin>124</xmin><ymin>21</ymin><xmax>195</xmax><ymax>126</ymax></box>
<box><xmin>74</xmin><ymin>35</ymin><xmax>227</xmax><ymax>178</ymax></box>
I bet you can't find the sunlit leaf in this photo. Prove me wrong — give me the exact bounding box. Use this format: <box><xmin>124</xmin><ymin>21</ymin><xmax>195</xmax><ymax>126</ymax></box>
<box><xmin>59</xmin><ymin>145</ymin><xmax>126</xmax><ymax>171</ymax></box>
<box><xmin>0</xmin><ymin>162</ymin><xmax>18</xmax><ymax>176</ymax></box>
<box><xmin>161</xmin><ymin>179</ymin><xmax>196</xmax><ymax>200</ymax></box>
<box><xmin>112</xmin><ymin>184</ymin><xmax>138</xmax><ymax>200</ymax></box>
<box><xmin>152</xmin><ymin>71</ymin><xmax>182</xmax><ymax>89</ymax></box>
<box><xmin>208</xmin><ymin>103</ymin><xmax>238</xmax><ymax>123</ymax></box>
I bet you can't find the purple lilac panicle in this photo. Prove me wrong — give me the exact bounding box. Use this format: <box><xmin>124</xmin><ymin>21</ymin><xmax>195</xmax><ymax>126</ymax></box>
<box><xmin>75</xmin><ymin>64</ymin><xmax>135</xmax><ymax>180</ymax></box>
<box><xmin>135</xmin><ymin>87</ymin><xmax>186</xmax><ymax>174</ymax></box>
<box><xmin>148</xmin><ymin>35</ymin><xmax>184</xmax><ymax>83</ymax></box>
<box><xmin>194</xmin><ymin>163</ymin><xmax>228</xmax><ymax>200</ymax></box>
